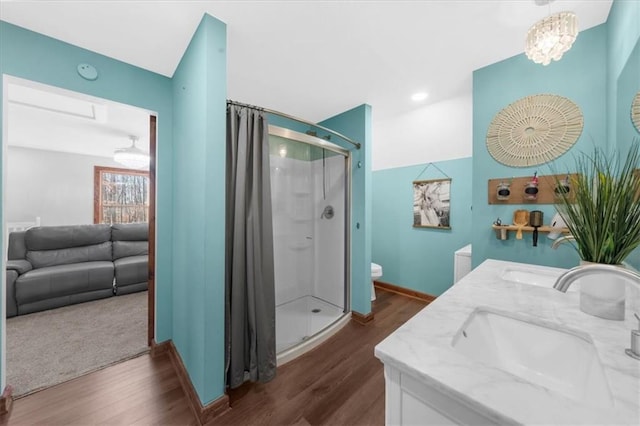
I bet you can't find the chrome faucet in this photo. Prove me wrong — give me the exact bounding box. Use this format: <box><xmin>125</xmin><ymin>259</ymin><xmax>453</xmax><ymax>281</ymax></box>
<box><xmin>553</xmin><ymin>263</ymin><xmax>640</xmax><ymax>293</ymax></box>
<box><xmin>550</xmin><ymin>235</ymin><xmax>575</xmax><ymax>249</ymax></box>
<box><xmin>553</xmin><ymin>264</ymin><xmax>640</xmax><ymax>360</ymax></box>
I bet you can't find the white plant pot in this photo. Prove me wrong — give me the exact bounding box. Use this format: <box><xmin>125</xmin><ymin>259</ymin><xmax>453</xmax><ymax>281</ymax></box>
<box><xmin>578</xmin><ymin>261</ymin><xmax>626</xmax><ymax>321</ymax></box>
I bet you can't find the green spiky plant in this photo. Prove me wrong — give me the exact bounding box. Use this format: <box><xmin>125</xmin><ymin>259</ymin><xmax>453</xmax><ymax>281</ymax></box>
<box><xmin>555</xmin><ymin>143</ymin><xmax>640</xmax><ymax>265</ymax></box>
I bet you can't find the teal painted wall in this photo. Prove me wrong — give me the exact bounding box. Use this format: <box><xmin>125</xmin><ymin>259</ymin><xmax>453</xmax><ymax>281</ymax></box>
<box><xmin>472</xmin><ymin>24</ymin><xmax>608</xmax><ymax>269</ymax></box>
<box><xmin>607</xmin><ymin>0</ymin><xmax>640</xmax><ymax>148</ymax></box>
<box><xmin>372</xmin><ymin>157</ymin><xmax>472</xmax><ymax>295</ymax></box>
<box><xmin>267</xmin><ymin>113</ymin><xmax>312</xmax><ymax>134</ymax></box>
<box><xmin>171</xmin><ymin>14</ymin><xmax>226</xmax><ymax>405</ymax></box>
<box><xmin>318</xmin><ymin>105</ymin><xmax>373</xmax><ymax>315</ymax></box>
<box><xmin>0</xmin><ymin>20</ymin><xmax>174</xmax><ymax>388</ymax></box>
<box><xmin>616</xmin><ymin>40</ymin><xmax>640</xmax><ymax>155</ymax></box>
<box><xmin>608</xmin><ymin>0</ymin><xmax>640</xmax><ymax>270</ymax></box>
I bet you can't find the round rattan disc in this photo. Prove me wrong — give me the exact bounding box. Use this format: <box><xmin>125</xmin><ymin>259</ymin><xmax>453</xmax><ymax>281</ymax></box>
<box><xmin>486</xmin><ymin>94</ymin><xmax>583</xmax><ymax>167</ymax></box>
<box><xmin>632</xmin><ymin>92</ymin><xmax>640</xmax><ymax>133</ymax></box>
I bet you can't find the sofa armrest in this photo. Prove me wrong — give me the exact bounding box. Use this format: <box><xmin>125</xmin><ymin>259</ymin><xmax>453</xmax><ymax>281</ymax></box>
<box><xmin>6</xmin><ymin>270</ymin><xmax>18</xmax><ymax>317</ymax></box>
<box><xmin>7</xmin><ymin>259</ymin><xmax>33</xmax><ymax>275</ymax></box>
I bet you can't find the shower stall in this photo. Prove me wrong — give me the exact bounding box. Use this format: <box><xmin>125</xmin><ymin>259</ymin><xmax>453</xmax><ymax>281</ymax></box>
<box><xmin>268</xmin><ymin>126</ymin><xmax>350</xmax><ymax>360</ymax></box>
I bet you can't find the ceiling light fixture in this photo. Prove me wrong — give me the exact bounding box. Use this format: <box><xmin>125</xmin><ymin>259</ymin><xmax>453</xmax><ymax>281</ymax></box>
<box><xmin>114</xmin><ymin>135</ymin><xmax>149</xmax><ymax>169</ymax></box>
<box><xmin>411</xmin><ymin>92</ymin><xmax>428</xmax><ymax>102</ymax></box>
<box><xmin>525</xmin><ymin>10</ymin><xmax>578</xmax><ymax>66</ymax></box>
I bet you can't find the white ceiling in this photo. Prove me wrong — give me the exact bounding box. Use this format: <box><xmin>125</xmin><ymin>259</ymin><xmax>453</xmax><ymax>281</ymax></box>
<box><xmin>6</xmin><ymin>80</ymin><xmax>150</xmax><ymax>158</ymax></box>
<box><xmin>0</xmin><ymin>0</ymin><xmax>613</xmax><ymax>157</ymax></box>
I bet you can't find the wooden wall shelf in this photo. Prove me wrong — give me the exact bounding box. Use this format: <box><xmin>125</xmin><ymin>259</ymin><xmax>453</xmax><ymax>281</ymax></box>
<box><xmin>491</xmin><ymin>224</ymin><xmax>570</xmax><ymax>234</ymax></box>
<box><xmin>488</xmin><ymin>173</ymin><xmax>578</xmax><ymax>205</ymax></box>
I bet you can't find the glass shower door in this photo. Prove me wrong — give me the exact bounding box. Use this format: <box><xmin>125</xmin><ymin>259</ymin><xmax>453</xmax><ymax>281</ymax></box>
<box><xmin>269</xmin><ymin>128</ymin><xmax>347</xmax><ymax>354</ymax></box>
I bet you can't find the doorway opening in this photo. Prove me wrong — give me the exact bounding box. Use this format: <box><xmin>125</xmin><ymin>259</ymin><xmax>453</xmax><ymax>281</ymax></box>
<box><xmin>1</xmin><ymin>76</ymin><xmax>157</xmax><ymax>397</ymax></box>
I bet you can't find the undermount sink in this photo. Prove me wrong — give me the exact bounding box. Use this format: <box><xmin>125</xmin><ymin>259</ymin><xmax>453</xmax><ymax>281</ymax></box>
<box><xmin>452</xmin><ymin>308</ymin><xmax>613</xmax><ymax>408</ymax></box>
<box><xmin>500</xmin><ymin>267</ymin><xmax>577</xmax><ymax>291</ymax></box>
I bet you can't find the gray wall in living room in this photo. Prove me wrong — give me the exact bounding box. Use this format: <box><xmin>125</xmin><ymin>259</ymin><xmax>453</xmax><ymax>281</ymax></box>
<box><xmin>6</xmin><ymin>146</ymin><xmax>122</xmax><ymax>226</ymax></box>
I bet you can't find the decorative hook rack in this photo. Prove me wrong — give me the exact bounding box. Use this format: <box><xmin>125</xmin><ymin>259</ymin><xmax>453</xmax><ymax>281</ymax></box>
<box><xmin>488</xmin><ymin>173</ymin><xmax>578</xmax><ymax>204</ymax></box>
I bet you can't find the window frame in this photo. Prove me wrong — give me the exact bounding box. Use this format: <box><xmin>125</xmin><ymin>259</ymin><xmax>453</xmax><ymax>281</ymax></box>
<box><xmin>93</xmin><ymin>165</ymin><xmax>150</xmax><ymax>225</ymax></box>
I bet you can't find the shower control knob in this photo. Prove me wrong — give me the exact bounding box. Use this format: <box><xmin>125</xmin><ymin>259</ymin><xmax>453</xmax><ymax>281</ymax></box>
<box><xmin>321</xmin><ymin>205</ymin><xmax>334</xmax><ymax>219</ymax></box>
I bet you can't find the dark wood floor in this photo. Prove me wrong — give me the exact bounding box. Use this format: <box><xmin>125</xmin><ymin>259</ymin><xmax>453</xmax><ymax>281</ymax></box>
<box><xmin>1</xmin><ymin>289</ymin><xmax>427</xmax><ymax>426</ymax></box>
<box><xmin>1</xmin><ymin>352</ymin><xmax>194</xmax><ymax>425</ymax></box>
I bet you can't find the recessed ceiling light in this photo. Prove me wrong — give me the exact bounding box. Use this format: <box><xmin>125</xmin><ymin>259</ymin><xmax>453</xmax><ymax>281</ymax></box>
<box><xmin>412</xmin><ymin>92</ymin><xmax>428</xmax><ymax>102</ymax></box>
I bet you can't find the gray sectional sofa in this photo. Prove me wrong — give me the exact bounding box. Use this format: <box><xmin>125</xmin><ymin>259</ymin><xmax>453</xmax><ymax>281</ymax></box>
<box><xmin>5</xmin><ymin>223</ymin><xmax>148</xmax><ymax>317</ymax></box>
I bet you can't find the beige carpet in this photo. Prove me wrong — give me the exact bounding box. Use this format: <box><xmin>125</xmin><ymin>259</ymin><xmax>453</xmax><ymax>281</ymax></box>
<box><xmin>6</xmin><ymin>291</ymin><xmax>148</xmax><ymax>397</ymax></box>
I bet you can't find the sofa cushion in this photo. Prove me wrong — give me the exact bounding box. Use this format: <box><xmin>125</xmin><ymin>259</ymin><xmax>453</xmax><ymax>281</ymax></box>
<box><xmin>25</xmin><ymin>224</ymin><xmax>111</xmax><ymax>251</ymax></box>
<box><xmin>116</xmin><ymin>282</ymin><xmax>147</xmax><ymax>295</ymax></box>
<box><xmin>114</xmin><ymin>255</ymin><xmax>148</xmax><ymax>287</ymax></box>
<box><xmin>111</xmin><ymin>223</ymin><xmax>148</xmax><ymax>241</ymax></box>
<box><xmin>15</xmin><ymin>261</ymin><xmax>114</xmax><ymax>305</ymax></box>
<box><xmin>111</xmin><ymin>223</ymin><xmax>148</xmax><ymax>259</ymax></box>
<box><xmin>18</xmin><ymin>290</ymin><xmax>114</xmax><ymax>316</ymax></box>
<box><xmin>113</xmin><ymin>241</ymin><xmax>148</xmax><ymax>260</ymax></box>
<box><xmin>27</xmin><ymin>242</ymin><xmax>113</xmax><ymax>269</ymax></box>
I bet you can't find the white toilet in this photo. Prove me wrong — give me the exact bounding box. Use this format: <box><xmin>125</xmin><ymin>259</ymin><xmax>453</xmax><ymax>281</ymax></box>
<box><xmin>371</xmin><ymin>262</ymin><xmax>383</xmax><ymax>301</ymax></box>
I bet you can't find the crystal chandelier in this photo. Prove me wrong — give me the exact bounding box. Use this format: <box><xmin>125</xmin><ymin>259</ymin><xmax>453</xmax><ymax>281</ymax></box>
<box><xmin>525</xmin><ymin>11</ymin><xmax>578</xmax><ymax>66</ymax></box>
<box><xmin>114</xmin><ymin>136</ymin><xmax>149</xmax><ymax>169</ymax></box>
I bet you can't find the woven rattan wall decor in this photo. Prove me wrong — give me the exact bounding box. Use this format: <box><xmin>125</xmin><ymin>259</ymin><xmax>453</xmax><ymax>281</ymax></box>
<box><xmin>486</xmin><ymin>94</ymin><xmax>583</xmax><ymax>167</ymax></box>
<box><xmin>632</xmin><ymin>92</ymin><xmax>640</xmax><ymax>132</ymax></box>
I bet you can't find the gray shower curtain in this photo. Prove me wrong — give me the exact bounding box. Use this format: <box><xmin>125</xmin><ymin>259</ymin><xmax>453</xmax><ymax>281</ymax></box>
<box><xmin>225</xmin><ymin>103</ymin><xmax>276</xmax><ymax>389</ymax></box>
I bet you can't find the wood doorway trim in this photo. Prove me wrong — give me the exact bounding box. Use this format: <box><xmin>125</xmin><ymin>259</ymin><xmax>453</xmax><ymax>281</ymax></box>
<box><xmin>148</xmin><ymin>115</ymin><xmax>157</xmax><ymax>346</ymax></box>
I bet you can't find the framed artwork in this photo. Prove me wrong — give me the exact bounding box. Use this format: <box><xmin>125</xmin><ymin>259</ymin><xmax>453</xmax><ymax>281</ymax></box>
<box><xmin>413</xmin><ymin>178</ymin><xmax>451</xmax><ymax>229</ymax></box>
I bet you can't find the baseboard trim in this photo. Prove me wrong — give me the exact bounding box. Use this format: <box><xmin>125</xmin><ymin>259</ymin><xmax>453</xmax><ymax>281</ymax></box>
<box><xmin>0</xmin><ymin>386</ymin><xmax>13</xmax><ymax>415</ymax></box>
<box><xmin>374</xmin><ymin>280</ymin><xmax>437</xmax><ymax>303</ymax></box>
<box><xmin>150</xmin><ymin>339</ymin><xmax>171</xmax><ymax>358</ymax></box>
<box><xmin>351</xmin><ymin>310</ymin><xmax>374</xmax><ymax>324</ymax></box>
<box><xmin>167</xmin><ymin>341</ymin><xmax>230</xmax><ymax>425</ymax></box>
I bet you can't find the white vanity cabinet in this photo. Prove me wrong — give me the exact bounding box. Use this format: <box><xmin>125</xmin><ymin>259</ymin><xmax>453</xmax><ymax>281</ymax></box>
<box><xmin>383</xmin><ymin>365</ymin><xmax>500</xmax><ymax>426</ymax></box>
<box><xmin>375</xmin><ymin>259</ymin><xmax>640</xmax><ymax>426</ymax></box>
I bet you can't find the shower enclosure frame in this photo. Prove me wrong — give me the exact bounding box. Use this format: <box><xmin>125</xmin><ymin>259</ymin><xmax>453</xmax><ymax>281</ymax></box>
<box><xmin>269</xmin><ymin>125</ymin><xmax>352</xmax><ymax>363</ymax></box>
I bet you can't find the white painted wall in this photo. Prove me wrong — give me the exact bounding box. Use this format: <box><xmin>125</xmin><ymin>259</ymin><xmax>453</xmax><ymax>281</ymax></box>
<box><xmin>372</xmin><ymin>94</ymin><xmax>473</xmax><ymax>171</ymax></box>
<box><xmin>6</xmin><ymin>146</ymin><xmax>121</xmax><ymax>226</ymax></box>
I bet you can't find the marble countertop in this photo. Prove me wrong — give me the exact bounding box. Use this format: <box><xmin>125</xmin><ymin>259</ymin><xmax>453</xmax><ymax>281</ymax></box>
<box><xmin>375</xmin><ymin>259</ymin><xmax>640</xmax><ymax>425</ymax></box>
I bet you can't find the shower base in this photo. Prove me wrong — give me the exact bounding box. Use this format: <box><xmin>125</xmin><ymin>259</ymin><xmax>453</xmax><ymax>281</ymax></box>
<box><xmin>276</xmin><ymin>295</ymin><xmax>348</xmax><ymax>365</ymax></box>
